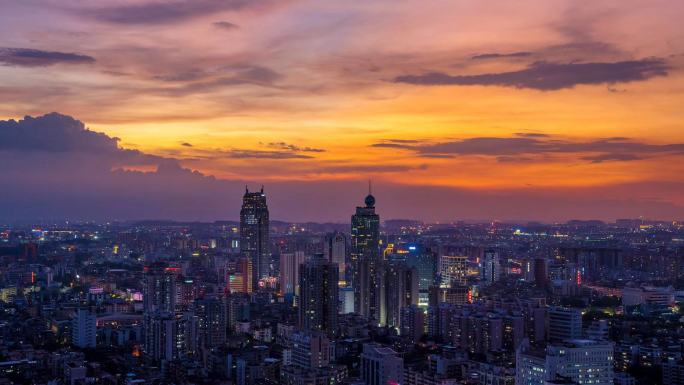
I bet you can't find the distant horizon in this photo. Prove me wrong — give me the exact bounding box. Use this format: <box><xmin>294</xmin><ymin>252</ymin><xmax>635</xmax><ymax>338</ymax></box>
<box><xmin>1</xmin><ymin>215</ymin><xmax>678</xmax><ymax>227</ymax></box>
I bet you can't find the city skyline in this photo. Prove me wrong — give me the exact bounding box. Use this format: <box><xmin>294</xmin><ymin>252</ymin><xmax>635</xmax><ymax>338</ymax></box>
<box><xmin>2</xmin><ymin>3</ymin><xmax>684</xmax><ymax>385</ymax></box>
<box><xmin>2</xmin><ymin>1</ymin><xmax>684</xmax><ymax>222</ymax></box>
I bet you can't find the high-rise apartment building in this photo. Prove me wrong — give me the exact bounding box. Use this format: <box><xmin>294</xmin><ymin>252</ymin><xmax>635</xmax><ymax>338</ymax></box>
<box><xmin>384</xmin><ymin>262</ymin><xmax>419</xmax><ymax>329</ymax></box>
<box><xmin>72</xmin><ymin>308</ymin><xmax>96</xmax><ymax>348</ymax></box>
<box><xmin>405</xmin><ymin>245</ymin><xmax>437</xmax><ymax>307</ymax></box>
<box><xmin>279</xmin><ymin>251</ymin><xmax>306</xmax><ymax>296</ymax></box>
<box><xmin>400</xmin><ymin>305</ymin><xmax>425</xmax><ymax>342</ymax></box>
<box><xmin>194</xmin><ymin>297</ymin><xmax>227</xmax><ymax>349</ymax></box>
<box><xmin>143</xmin><ymin>263</ymin><xmax>178</xmax><ymax>359</ymax></box>
<box><xmin>143</xmin><ymin>263</ymin><xmax>177</xmax><ymax>314</ymax></box>
<box><xmin>299</xmin><ymin>255</ymin><xmax>339</xmax><ymax>337</ymax></box>
<box><xmin>324</xmin><ymin>231</ymin><xmax>348</xmax><ymax>286</ymax></box>
<box><xmin>481</xmin><ymin>249</ymin><xmax>501</xmax><ymax>285</ymax></box>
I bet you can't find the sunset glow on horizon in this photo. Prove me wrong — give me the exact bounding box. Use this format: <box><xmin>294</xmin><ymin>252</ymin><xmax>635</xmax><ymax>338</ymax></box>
<box><xmin>2</xmin><ymin>0</ymin><xmax>684</xmax><ymax>222</ymax></box>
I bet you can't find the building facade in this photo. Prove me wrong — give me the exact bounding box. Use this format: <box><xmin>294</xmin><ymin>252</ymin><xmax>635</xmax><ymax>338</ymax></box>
<box><xmin>240</xmin><ymin>187</ymin><xmax>270</xmax><ymax>290</ymax></box>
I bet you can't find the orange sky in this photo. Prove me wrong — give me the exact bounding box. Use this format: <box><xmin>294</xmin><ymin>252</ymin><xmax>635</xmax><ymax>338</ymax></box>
<box><xmin>1</xmin><ymin>0</ymin><xmax>684</xmax><ymax>221</ymax></box>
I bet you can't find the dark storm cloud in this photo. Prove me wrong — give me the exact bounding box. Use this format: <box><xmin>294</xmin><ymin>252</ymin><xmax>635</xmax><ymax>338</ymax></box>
<box><xmin>0</xmin><ymin>48</ymin><xmax>95</xmax><ymax>67</ymax></box>
<box><xmin>213</xmin><ymin>21</ymin><xmax>239</xmax><ymax>30</ymax></box>
<box><xmin>79</xmin><ymin>0</ymin><xmax>272</xmax><ymax>24</ymax></box>
<box><xmin>267</xmin><ymin>142</ymin><xmax>326</xmax><ymax>153</ymax></box>
<box><xmin>0</xmin><ymin>113</ymin><xmax>172</xmax><ymax>166</ymax></box>
<box><xmin>394</xmin><ymin>59</ymin><xmax>669</xmax><ymax>90</ymax></box>
<box><xmin>372</xmin><ymin>136</ymin><xmax>684</xmax><ymax>163</ymax></box>
<box><xmin>471</xmin><ymin>52</ymin><xmax>533</xmax><ymax>60</ymax></box>
<box><xmin>0</xmin><ymin>113</ymin><xmax>119</xmax><ymax>153</ymax></box>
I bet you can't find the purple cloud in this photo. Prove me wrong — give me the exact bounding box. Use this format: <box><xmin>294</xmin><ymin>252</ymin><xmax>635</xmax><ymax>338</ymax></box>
<box><xmin>0</xmin><ymin>48</ymin><xmax>95</xmax><ymax>67</ymax></box>
<box><xmin>213</xmin><ymin>21</ymin><xmax>239</xmax><ymax>30</ymax></box>
<box><xmin>78</xmin><ymin>0</ymin><xmax>276</xmax><ymax>24</ymax></box>
<box><xmin>371</xmin><ymin>136</ymin><xmax>684</xmax><ymax>163</ymax></box>
<box><xmin>471</xmin><ymin>52</ymin><xmax>533</xmax><ymax>60</ymax></box>
<box><xmin>394</xmin><ymin>59</ymin><xmax>668</xmax><ymax>90</ymax></box>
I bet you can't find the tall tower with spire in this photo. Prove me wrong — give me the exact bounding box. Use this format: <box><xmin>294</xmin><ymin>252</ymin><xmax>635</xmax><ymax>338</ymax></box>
<box><xmin>240</xmin><ymin>186</ymin><xmax>270</xmax><ymax>291</ymax></box>
<box><xmin>351</xmin><ymin>183</ymin><xmax>381</xmax><ymax>321</ymax></box>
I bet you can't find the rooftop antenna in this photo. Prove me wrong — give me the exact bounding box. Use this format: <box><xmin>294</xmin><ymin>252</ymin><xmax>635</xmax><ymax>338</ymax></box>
<box><xmin>245</xmin><ymin>185</ymin><xmax>248</xmax><ymax>193</ymax></box>
<box><xmin>368</xmin><ymin>179</ymin><xmax>372</xmax><ymax>195</ymax></box>
<box><xmin>261</xmin><ymin>185</ymin><xmax>264</xmax><ymax>193</ymax></box>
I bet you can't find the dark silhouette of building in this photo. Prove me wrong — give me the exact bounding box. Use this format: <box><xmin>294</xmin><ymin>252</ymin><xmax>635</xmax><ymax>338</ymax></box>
<box><xmin>384</xmin><ymin>262</ymin><xmax>419</xmax><ymax>328</ymax></box>
<box><xmin>298</xmin><ymin>254</ymin><xmax>339</xmax><ymax>337</ymax></box>
<box><xmin>194</xmin><ymin>297</ymin><xmax>227</xmax><ymax>348</ymax></box>
<box><xmin>240</xmin><ymin>186</ymin><xmax>270</xmax><ymax>291</ymax></box>
<box><xmin>534</xmin><ymin>258</ymin><xmax>548</xmax><ymax>288</ymax></box>
<box><xmin>323</xmin><ymin>231</ymin><xmax>348</xmax><ymax>286</ymax></box>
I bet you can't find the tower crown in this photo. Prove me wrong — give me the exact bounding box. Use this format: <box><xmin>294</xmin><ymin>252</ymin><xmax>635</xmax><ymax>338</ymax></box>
<box><xmin>365</xmin><ymin>179</ymin><xmax>375</xmax><ymax>207</ymax></box>
<box><xmin>364</xmin><ymin>194</ymin><xmax>375</xmax><ymax>207</ymax></box>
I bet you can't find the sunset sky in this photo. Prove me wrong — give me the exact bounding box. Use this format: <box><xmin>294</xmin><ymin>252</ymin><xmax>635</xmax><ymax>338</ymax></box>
<box><xmin>1</xmin><ymin>0</ymin><xmax>684</xmax><ymax>223</ymax></box>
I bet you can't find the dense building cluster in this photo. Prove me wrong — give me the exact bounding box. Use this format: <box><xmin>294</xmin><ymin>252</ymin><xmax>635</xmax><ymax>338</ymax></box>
<box><xmin>1</xmin><ymin>190</ymin><xmax>684</xmax><ymax>385</ymax></box>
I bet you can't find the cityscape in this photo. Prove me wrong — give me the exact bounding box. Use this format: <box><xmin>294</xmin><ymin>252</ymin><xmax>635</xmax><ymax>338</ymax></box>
<box><xmin>2</xmin><ymin>1</ymin><xmax>684</xmax><ymax>385</ymax></box>
<box><xmin>1</xmin><ymin>189</ymin><xmax>683</xmax><ymax>385</ymax></box>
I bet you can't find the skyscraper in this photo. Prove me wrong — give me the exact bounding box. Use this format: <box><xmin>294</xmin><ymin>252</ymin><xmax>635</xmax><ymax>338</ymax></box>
<box><xmin>324</xmin><ymin>231</ymin><xmax>348</xmax><ymax>286</ymax></box>
<box><xmin>240</xmin><ymin>186</ymin><xmax>270</xmax><ymax>291</ymax></box>
<box><xmin>351</xmin><ymin>189</ymin><xmax>381</xmax><ymax>320</ymax></box>
<box><xmin>299</xmin><ymin>255</ymin><xmax>339</xmax><ymax>337</ymax></box>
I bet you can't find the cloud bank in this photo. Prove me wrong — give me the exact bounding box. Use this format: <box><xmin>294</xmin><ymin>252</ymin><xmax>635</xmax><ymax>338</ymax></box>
<box><xmin>372</xmin><ymin>136</ymin><xmax>684</xmax><ymax>163</ymax></box>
